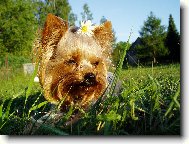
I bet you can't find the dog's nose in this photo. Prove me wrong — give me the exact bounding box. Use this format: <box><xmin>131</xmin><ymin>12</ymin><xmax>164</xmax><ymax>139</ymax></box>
<box><xmin>84</xmin><ymin>73</ymin><xmax>96</xmax><ymax>82</ymax></box>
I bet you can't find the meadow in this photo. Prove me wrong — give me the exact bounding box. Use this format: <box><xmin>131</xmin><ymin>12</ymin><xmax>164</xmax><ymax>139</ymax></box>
<box><xmin>0</xmin><ymin>62</ymin><xmax>180</xmax><ymax>135</ymax></box>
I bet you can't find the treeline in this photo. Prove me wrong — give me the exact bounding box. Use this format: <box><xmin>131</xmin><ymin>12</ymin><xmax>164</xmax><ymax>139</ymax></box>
<box><xmin>113</xmin><ymin>12</ymin><xmax>180</xmax><ymax>66</ymax></box>
<box><xmin>0</xmin><ymin>1</ymin><xmax>180</xmax><ymax>67</ymax></box>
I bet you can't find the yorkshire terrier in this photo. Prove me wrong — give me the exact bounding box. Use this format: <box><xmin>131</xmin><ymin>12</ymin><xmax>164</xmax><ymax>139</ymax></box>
<box><xmin>37</xmin><ymin>14</ymin><xmax>113</xmax><ymax>117</ymax></box>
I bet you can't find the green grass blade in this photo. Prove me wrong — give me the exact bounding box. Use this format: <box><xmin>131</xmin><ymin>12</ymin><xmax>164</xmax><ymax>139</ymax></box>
<box><xmin>0</xmin><ymin>103</ymin><xmax>3</xmax><ymax>126</ymax></box>
<box><xmin>0</xmin><ymin>111</ymin><xmax>15</xmax><ymax>130</ymax></box>
<box><xmin>28</xmin><ymin>101</ymin><xmax>48</xmax><ymax>117</ymax></box>
<box><xmin>107</xmin><ymin>32</ymin><xmax>132</xmax><ymax>96</ymax></box>
<box><xmin>164</xmin><ymin>84</ymin><xmax>180</xmax><ymax>117</ymax></box>
<box><xmin>23</xmin><ymin>62</ymin><xmax>39</xmax><ymax>117</ymax></box>
<box><xmin>4</xmin><ymin>99</ymin><xmax>13</xmax><ymax>120</ymax></box>
<box><xmin>104</xmin><ymin>121</ymin><xmax>111</xmax><ymax>135</ymax></box>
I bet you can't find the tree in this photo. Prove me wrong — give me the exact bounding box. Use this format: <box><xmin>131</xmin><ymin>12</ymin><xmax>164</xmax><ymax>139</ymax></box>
<box><xmin>35</xmin><ymin>0</ymin><xmax>77</xmax><ymax>27</ymax></box>
<box><xmin>0</xmin><ymin>0</ymin><xmax>38</xmax><ymax>56</ymax></box>
<box><xmin>100</xmin><ymin>16</ymin><xmax>107</xmax><ymax>24</ymax></box>
<box><xmin>165</xmin><ymin>14</ymin><xmax>180</xmax><ymax>62</ymax></box>
<box><xmin>0</xmin><ymin>0</ymin><xmax>77</xmax><ymax>56</ymax></box>
<box><xmin>81</xmin><ymin>3</ymin><xmax>93</xmax><ymax>21</ymax></box>
<box><xmin>112</xmin><ymin>41</ymin><xmax>131</xmax><ymax>67</ymax></box>
<box><xmin>136</xmin><ymin>12</ymin><xmax>168</xmax><ymax>63</ymax></box>
<box><xmin>68</xmin><ymin>12</ymin><xmax>77</xmax><ymax>26</ymax></box>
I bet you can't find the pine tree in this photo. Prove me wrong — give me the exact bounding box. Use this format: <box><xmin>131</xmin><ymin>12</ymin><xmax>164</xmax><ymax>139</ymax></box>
<box><xmin>165</xmin><ymin>14</ymin><xmax>180</xmax><ymax>62</ymax></box>
<box><xmin>136</xmin><ymin>12</ymin><xmax>168</xmax><ymax>63</ymax></box>
<box><xmin>68</xmin><ymin>13</ymin><xmax>77</xmax><ymax>26</ymax></box>
<box><xmin>81</xmin><ymin>3</ymin><xmax>93</xmax><ymax>21</ymax></box>
<box><xmin>100</xmin><ymin>16</ymin><xmax>107</xmax><ymax>24</ymax></box>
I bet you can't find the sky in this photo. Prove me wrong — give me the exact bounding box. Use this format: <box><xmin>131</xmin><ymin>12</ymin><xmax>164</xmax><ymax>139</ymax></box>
<box><xmin>68</xmin><ymin>0</ymin><xmax>180</xmax><ymax>43</ymax></box>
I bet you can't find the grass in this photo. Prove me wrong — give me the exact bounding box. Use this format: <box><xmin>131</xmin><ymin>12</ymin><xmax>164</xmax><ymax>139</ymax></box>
<box><xmin>0</xmin><ymin>67</ymin><xmax>41</xmax><ymax>101</ymax></box>
<box><xmin>0</xmin><ymin>62</ymin><xmax>180</xmax><ymax>135</ymax></box>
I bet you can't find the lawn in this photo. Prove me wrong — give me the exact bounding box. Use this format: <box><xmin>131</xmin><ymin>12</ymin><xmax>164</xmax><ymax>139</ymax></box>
<box><xmin>0</xmin><ymin>64</ymin><xmax>180</xmax><ymax>135</ymax></box>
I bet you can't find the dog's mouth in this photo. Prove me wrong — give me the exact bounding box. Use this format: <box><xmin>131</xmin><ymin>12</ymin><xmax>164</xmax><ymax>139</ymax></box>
<box><xmin>55</xmin><ymin>79</ymin><xmax>98</xmax><ymax>112</ymax></box>
<box><xmin>64</xmin><ymin>79</ymin><xmax>97</xmax><ymax>100</ymax></box>
<box><xmin>61</xmin><ymin>73</ymin><xmax>97</xmax><ymax>98</ymax></box>
<box><xmin>49</xmin><ymin>73</ymin><xmax>106</xmax><ymax>112</ymax></box>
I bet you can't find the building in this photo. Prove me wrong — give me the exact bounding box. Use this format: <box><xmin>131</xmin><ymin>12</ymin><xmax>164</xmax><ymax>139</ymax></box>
<box><xmin>125</xmin><ymin>37</ymin><xmax>141</xmax><ymax>66</ymax></box>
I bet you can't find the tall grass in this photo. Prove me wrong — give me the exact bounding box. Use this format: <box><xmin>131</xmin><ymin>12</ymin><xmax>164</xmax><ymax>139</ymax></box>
<box><xmin>0</xmin><ymin>51</ymin><xmax>180</xmax><ymax>135</ymax></box>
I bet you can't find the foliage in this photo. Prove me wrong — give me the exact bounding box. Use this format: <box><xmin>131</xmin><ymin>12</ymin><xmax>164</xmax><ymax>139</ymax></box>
<box><xmin>35</xmin><ymin>0</ymin><xmax>77</xmax><ymax>27</ymax></box>
<box><xmin>0</xmin><ymin>54</ymin><xmax>31</xmax><ymax>69</ymax></box>
<box><xmin>165</xmin><ymin>14</ymin><xmax>180</xmax><ymax>62</ymax></box>
<box><xmin>112</xmin><ymin>41</ymin><xmax>130</xmax><ymax>66</ymax></box>
<box><xmin>100</xmin><ymin>16</ymin><xmax>107</xmax><ymax>24</ymax></box>
<box><xmin>68</xmin><ymin>13</ymin><xmax>77</xmax><ymax>26</ymax></box>
<box><xmin>0</xmin><ymin>0</ymin><xmax>38</xmax><ymax>56</ymax></box>
<box><xmin>136</xmin><ymin>12</ymin><xmax>169</xmax><ymax>63</ymax></box>
<box><xmin>0</xmin><ymin>0</ymin><xmax>77</xmax><ymax>57</ymax></box>
<box><xmin>81</xmin><ymin>3</ymin><xmax>93</xmax><ymax>21</ymax></box>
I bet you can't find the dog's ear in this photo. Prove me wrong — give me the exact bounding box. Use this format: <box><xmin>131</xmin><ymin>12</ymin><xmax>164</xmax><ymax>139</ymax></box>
<box><xmin>93</xmin><ymin>21</ymin><xmax>113</xmax><ymax>55</ymax></box>
<box><xmin>42</xmin><ymin>13</ymin><xmax>68</xmax><ymax>49</ymax></box>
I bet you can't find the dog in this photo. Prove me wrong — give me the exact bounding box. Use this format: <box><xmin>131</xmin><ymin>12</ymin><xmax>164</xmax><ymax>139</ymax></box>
<box><xmin>37</xmin><ymin>13</ymin><xmax>113</xmax><ymax>115</ymax></box>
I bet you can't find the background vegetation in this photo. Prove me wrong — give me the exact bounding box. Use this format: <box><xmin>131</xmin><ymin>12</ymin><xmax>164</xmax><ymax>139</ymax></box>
<box><xmin>113</xmin><ymin>12</ymin><xmax>180</xmax><ymax>66</ymax></box>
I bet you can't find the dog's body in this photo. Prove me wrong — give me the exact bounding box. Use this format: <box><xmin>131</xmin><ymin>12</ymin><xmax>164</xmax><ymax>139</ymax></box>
<box><xmin>37</xmin><ymin>14</ymin><xmax>113</xmax><ymax>113</ymax></box>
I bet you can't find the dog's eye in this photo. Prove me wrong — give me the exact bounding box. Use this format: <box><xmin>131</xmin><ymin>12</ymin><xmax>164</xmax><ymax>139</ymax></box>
<box><xmin>92</xmin><ymin>61</ymin><xmax>99</xmax><ymax>66</ymax></box>
<box><xmin>67</xmin><ymin>59</ymin><xmax>76</xmax><ymax>64</ymax></box>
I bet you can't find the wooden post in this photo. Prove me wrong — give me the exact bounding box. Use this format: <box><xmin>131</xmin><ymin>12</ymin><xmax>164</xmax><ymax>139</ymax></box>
<box><xmin>152</xmin><ymin>61</ymin><xmax>154</xmax><ymax>76</ymax></box>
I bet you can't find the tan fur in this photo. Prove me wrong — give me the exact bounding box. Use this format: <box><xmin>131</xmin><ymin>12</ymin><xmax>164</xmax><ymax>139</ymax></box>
<box><xmin>37</xmin><ymin>14</ymin><xmax>113</xmax><ymax>112</ymax></box>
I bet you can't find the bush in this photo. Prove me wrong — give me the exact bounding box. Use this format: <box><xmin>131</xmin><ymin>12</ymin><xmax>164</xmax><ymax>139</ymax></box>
<box><xmin>0</xmin><ymin>54</ymin><xmax>31</xmax><ymax>69</ymax></box>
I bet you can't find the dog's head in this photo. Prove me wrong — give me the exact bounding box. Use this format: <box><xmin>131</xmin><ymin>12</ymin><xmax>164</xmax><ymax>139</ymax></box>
<box><xmin>38</xmin><ymin>14</ymin><xmax>113</xmax><ymax>111</ymax></box>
